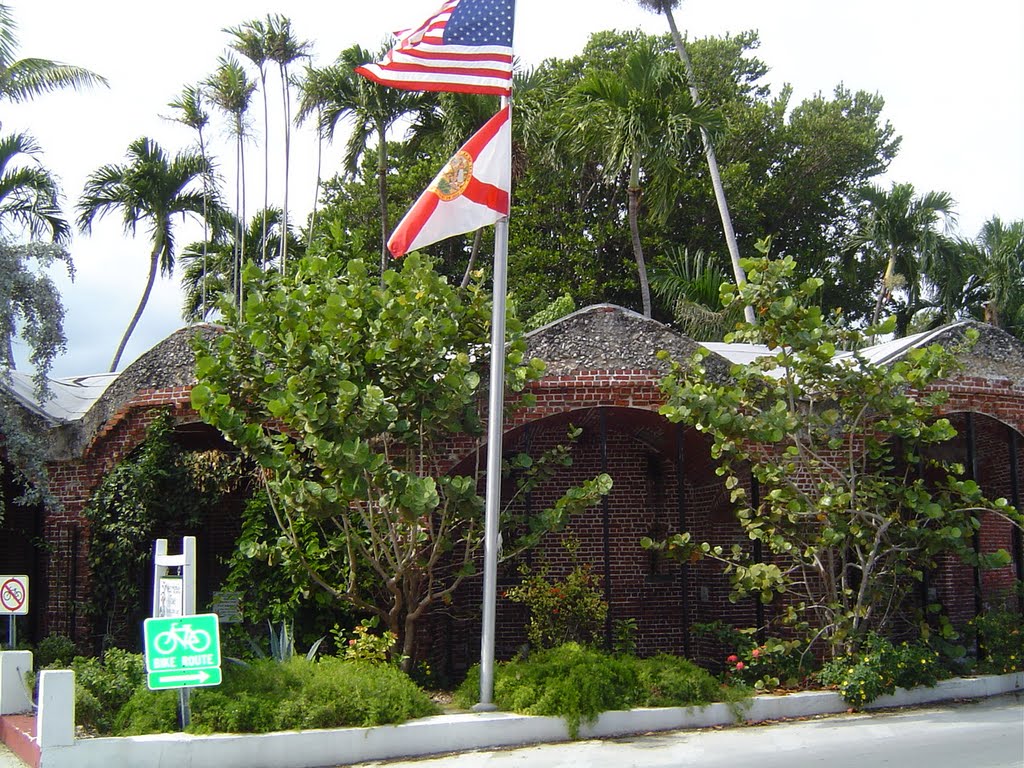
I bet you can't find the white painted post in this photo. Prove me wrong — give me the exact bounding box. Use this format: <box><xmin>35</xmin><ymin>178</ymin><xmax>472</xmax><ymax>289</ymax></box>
<box><xmin>37</xmin><ymin>669</ymin><xmax>75</xmax><ymax>748</ymax></box>
<box><xmin>152</xmin><ymin>536</ymin><xmax>198</xmax><ymax>729</ymax></box>
<box><xmin>0</xmin><ymin>650</ymin><xmax>33</xmax><ymax>715</ymax></box>
<box><xmin>152</xmin><ymin>537</ymin><xmax>197</xmax><ymax>617</ymax></box>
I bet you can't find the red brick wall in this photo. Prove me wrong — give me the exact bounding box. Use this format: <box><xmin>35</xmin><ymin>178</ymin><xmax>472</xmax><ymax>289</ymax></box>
<box><xmin>16</xmin><ymin>365</ymin><xmax>1024</xmax><ymax>664</ymax></box>
<box><xmin>38</xmin><ymin>388</ymin><xmax>240</xmax><ymax>646</ymax></box>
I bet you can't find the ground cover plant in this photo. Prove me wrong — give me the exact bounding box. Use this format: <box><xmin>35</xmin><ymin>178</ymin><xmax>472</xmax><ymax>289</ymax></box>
<box><xmin>454</xmin><ymin>642</ymin><xmax>727</xmax><ymax>737</ymax></box>
<box><xmin>816</xmin><ymin>633</ymin><xmax>942</xmax><ymax>707</ymax></box>
<box><xmin>116</xmin><ymin>656</ymin><xmax>436</xmax><ymax>735</ymax></box>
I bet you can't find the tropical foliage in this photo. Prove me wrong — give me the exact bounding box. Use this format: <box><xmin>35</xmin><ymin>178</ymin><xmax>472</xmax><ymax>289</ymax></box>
<box><xmin>647</xmin><ymin>252</ymin><xmax>1023</xmax><ymax>656</ymax></box>
<box><xmin>77</xmin><ymin>137</ymin><xmax>221</xmax><ymax>371</ymax></box>
<box><xmin>191</xmin><ymin>251</ymin><xmax>611</xmax><ymax>670</ymax></box>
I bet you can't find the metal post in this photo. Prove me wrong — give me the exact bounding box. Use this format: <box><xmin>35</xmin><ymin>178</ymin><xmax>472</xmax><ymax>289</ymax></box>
<box><xmin>6</xmin><ymin>616</ymin><xmax>13</xmax><ymax>649</ymax></box>
<box><xmin>1008</xmin><ymin>426</ymin><xmax>1023</xmax><ymax>612</ymax></box>
<box><xmin>153</xmin><ymin>537</ymin><xmax>197</xmax><ymax>728</ymax></box>
<box><xmin>965</xmin><ymin>414</ymin><xmax>983</xmax><ymax>659</ymax></box>
<box><xmin>600</xmin><ymin>410</ymin><xmax>612</xmax><ymax>649</ymax></box>
<box><xmin>676</xmin><ymin>423</ymin><xmax>691</xmax><ymax>658</ymax></box>
<box><xmin>475</xmin><ymin>212</ymin><xmax>510</xmax><ymax>711</ymax></box>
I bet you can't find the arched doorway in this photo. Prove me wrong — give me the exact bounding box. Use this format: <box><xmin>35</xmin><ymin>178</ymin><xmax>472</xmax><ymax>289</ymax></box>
<box><xmin>438</xmin><ymin>405</ymin><xmax>756</xmax><ymax>673</ymax></box>
<box><xmin>0</xmin><ymin>459</ymin><xmax>44</xmax><ymax>644</ymax></box>
<box><xmin>923</xmin><ymin>412</ymin><xmax>1024</xmax><ymax>627</ymax></box>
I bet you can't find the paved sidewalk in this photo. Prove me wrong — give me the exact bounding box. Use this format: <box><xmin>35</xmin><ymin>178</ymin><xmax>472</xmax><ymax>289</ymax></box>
<box><xmin>0</xmin><ymin>742</ymin><xmax>26</xmax><ymax>768</ymax></box>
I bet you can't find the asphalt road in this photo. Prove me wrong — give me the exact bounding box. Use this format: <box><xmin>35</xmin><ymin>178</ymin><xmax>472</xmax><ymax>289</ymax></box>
<box><xmin>346</xmin><ymin>693</ymin><xmax>1024</xmax><ymax>768</ymax></box>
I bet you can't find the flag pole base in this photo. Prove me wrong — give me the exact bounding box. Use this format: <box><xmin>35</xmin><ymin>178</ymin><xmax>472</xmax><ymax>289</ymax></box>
<box><xmin>471</xmin><ymin>702</ymin><xmax>498</xmax><ymax>712</ymax></box>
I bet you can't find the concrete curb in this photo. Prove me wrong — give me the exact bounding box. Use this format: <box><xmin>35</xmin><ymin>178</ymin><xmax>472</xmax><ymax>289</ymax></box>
<box><xmin>10</xmin><ymin>671</ymin><xmax>1019</xmax><ymax>768</ymax></box>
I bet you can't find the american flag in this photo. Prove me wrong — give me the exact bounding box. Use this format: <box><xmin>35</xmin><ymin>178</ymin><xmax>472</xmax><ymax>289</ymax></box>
<box><xmin>355</xmin><ymin>0</ymin><xmax>516</xmax><ymax>96</ymax></box>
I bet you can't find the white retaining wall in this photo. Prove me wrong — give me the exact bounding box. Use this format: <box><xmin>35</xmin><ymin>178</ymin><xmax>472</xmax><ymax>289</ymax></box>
<box><xmin>1</xmin><ymin>651</ymin><xmax>1020</xmax><ymax>768</ymax></box>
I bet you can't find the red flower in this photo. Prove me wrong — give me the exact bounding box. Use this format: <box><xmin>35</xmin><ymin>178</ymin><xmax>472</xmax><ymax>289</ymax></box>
<box><xmin>751</xmin><ymin>648</ymin><xmax>761</xmax><ymax>658</ymax></box>
<box><xmin>735</xmin><ymin>661</ymin><xmax>745</xmax><ymax>671</ymax></box>
<box><xmin>727</xmin><ymin>654</ymin><xmax>738</xmax><ymax>663</ymax></box>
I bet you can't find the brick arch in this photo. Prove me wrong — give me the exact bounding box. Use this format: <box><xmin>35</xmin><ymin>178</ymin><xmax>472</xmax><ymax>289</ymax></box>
<box><xmin>934</xmin><ymin>378</ymin><xmax>1024</xmax><ymax>436</ymax></box>
<box><xmin>437</xmin><ymin>401</ymin><xmax>753</xmax><ymax>673</ymax></box>
<box><xmin>42</xmin><ymin>388</ymin><xmax>245</xmax><ymax>646</ymax></box>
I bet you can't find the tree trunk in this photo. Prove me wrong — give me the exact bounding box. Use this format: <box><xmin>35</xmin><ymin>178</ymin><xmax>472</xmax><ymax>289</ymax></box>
<box><xmin>309</xmin><ymin>124</ymin><xmax>323</xmax><ymax>237</ymax></box>
<box><xmin>663</xmin><ymin>8</ymin><xmax>755</xmax><ymax>325</ymax></box>
<box><xmin>628</xmin><ymin>162</ymin><xmax>652</xmax><ymax>318</ymax></box>
<box><xmin>280</xmin><ymin>63</ymin><xmax>292</xmax><ymax>276</ymax></box>
<box><xmin>460</xmin><ymin>229</ymin><xmax>484</xmax><ymax>289</ymax></box>
<box><xmin>260</xmin><ymin>71</ymin><xmax>269</xmax><ymax>267</ymax></box>
<box><xmin>110</xmin><ymin>236</ymin><xmax>162</xmax><ymax>372</ymax></box>
<box><xmin>199</xmin><ymin>128</ymin><xmax>210</xmax><ymax>320</ymax></box>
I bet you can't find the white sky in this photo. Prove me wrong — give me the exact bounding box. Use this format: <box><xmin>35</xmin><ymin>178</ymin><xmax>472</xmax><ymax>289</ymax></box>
<box><xmin>5</xmin><ymin>0</ymin><xmax>1023</xmax><ymax>377</ymax></box>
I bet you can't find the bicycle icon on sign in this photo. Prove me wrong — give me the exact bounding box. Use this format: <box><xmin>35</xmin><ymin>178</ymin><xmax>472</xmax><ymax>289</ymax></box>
<box><xmin>153</xmin><ymin>621</ymin><xmax>212</xmax><ymax>654</ymax></box>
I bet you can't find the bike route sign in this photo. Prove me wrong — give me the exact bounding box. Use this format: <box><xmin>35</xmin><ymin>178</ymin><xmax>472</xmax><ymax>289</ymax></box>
<box><xmin>143</xmin><ymin>613</ymin><xmax>222</xmax><ymax>690</ymax></box>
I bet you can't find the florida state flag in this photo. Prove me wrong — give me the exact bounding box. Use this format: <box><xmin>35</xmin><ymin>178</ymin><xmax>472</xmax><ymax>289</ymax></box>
<box><xmin>388</xmin><ymin>105</ymin><xmax>510</xmax><ymax>258</ymax></box>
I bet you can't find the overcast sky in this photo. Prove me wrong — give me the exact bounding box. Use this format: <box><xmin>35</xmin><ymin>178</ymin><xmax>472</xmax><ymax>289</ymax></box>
<box><xmin>6</xmin><ymin>0</ymin><xmax>1023</xmax><ymax>377</ymax></box>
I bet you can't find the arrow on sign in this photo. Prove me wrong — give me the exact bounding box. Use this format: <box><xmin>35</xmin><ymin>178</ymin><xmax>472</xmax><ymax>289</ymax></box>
<box><xmin>161</xmin><ymin>670</ymin><xmax>212</xmax><ymax>685</ymax></box>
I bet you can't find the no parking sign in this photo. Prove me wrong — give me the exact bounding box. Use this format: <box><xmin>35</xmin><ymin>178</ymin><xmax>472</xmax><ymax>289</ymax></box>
<box><xmin>0</xmin><ymin>576</ymin><xmax>29</xmax><ymax>615</ymax></box>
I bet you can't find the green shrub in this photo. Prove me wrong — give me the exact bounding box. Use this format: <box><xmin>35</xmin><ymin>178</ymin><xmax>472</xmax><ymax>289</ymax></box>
<box><xmin>33</xmin><ymin>635</ymin><xmax>77</xmax><ymax>668</ymax></box>
<box><xmin>456</xmin><ymin>643</ymin><xmax>638</xmax><ymax>737</ymax></box>
<box><xmin>505</xmin><ymin>565</ymin><xmax>608</xmax><ymax>650</ymax></box>
<box><xmin>817</xmin><ymin>634</ymin><xmax>940</xmax><ymax>707</ymax></box>
<box><xmin>334</xmin><ymin>617</ymin><xmax>399</xmax><ymax>666</ymax></box>
<box><xmin>115</xmin><ymin>657</ymin><xmax>436</xmax><ymax>736</ymax></box>
<box><xmin>71</xmin><ymin>649</ymin><xmax>145</xmax><ymax>733</ymax></box>
<box><xmin>272</xmin><ymin>657</ymin><xmax>437</xmax><ymax>730</ymax></box>
<box><xmin>632</xmin><ymin>654</ymin><xmax>721</xmax><ymax>707</ymax></box>
<box><xmin>968</xmin><ymin>609</ymin><xmax>1024</xmax><ymax>674</ymax></box>
<box><xmin>722</xmin><ymin>637</ymin><xmax>807</xmax><ymax>691</ymax></box>
<box><xmin>114</xmin><ymin>688</ymin><xmax>179</xmax><ymax>735</ymax></box>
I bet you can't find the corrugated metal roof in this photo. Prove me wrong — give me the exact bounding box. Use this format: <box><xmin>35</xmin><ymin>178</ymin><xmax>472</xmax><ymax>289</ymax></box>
<box><xmin>6</xmin><ymin>370</ymin><xmax>118</xmax><ymax>422</ymax></box>
<box><xmin>700</xmin><ymin>323</ymin><xmax>969</xmax><ymax>371</ymax></box>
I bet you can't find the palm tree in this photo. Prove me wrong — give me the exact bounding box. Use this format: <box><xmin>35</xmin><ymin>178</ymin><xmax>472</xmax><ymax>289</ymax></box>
<box><xmin>932</xmin><ymin>218</ymin><xmax>1024</xmax><ymax>334</ymax></box>
<box><xmin>180</xmin><ymin>207</ymin><xmax>301</xmax><ymax>322</ymax></box>
<box><xmin>0</xmin><ymin>131</ymin><xmax>70</xmax><ymax>243</ymax></box>
<box><xmin>265</xmin><ymin>14</ymin><xmax>310</xmax><ymax>275</ymax></box>
<box><xmin>298</xmin><ymin>44</ymin><xmax>425</xmax><ymax>275</ymax></box>
<box><xmin>0</xmin><ymin>3</ymin><xmax>106</xmax><ymax>103</ymax></box>
<box><xmin>847</xmin><ymin>182</ymin><xmax>955</xmax><ymax>335</ymax></box>
<box><xmin>649</xmin><ymin>246</ymin><xmax>741</xmax><ymax>340</ymax></box>
<box><xmin>224</xmin><ymin>19</ymin><xmax>271</xmax><ymax>265</ymax></box>
<box><xmin>631</xmin><ymin>0</ymin><xmax>755</xmax><ymax>324</ymax></box>
<box><xmin>77</xmin><ymin>137</ymin><xmax>216</xmax><ymax>372</ymax></box>
<box><xmin>566</xmin><ymin>39</ymin><xmax>715</xmax><ymax>317</ymax></box>
<box><xmin>205</xmin><ymin>54</ymin><xmax>255</xmax><ymax>310</ymax></box>
<box><xmin>974</xmin><ymin>217</ymin><xmax>1024</xmax><ymax>331</ymax></box>
<box><xmin>166</xmin><ymin>84</ymin><xmax>215</xmax><ymax>318</ymax></box>
<box><xmin>296</xmin><ymin>65</ymin><xmax>330</xmax><ymax>237</ymax></box>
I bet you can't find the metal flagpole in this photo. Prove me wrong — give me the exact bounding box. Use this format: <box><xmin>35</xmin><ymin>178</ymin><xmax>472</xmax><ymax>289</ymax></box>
<box><xmin>475</xmin><ymin>95</ymin><xmax>512</xmax><ymax>711</ymax></box>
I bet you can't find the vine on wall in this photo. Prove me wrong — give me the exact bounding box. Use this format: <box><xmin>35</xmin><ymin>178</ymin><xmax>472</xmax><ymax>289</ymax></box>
<box><xmin>83</xmin><ymin>411</ymin><xmax>244</xmax><ymax>650</ymax></box>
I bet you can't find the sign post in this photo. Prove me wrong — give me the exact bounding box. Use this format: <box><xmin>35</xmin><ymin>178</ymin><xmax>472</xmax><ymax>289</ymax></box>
<box><xmin>151</xmin><ymin>538</ymin><xmax>200</xmax><ymax>726</ymax></box>
<box><xmin>143</xmin><ymin>614</ymin><xmax>222</xmax><ymax>690</ymax></box>
<box><xmin>0</xmin><ymin>576</ymin><xmax>29</xmax><ymax>649</ymax></box>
